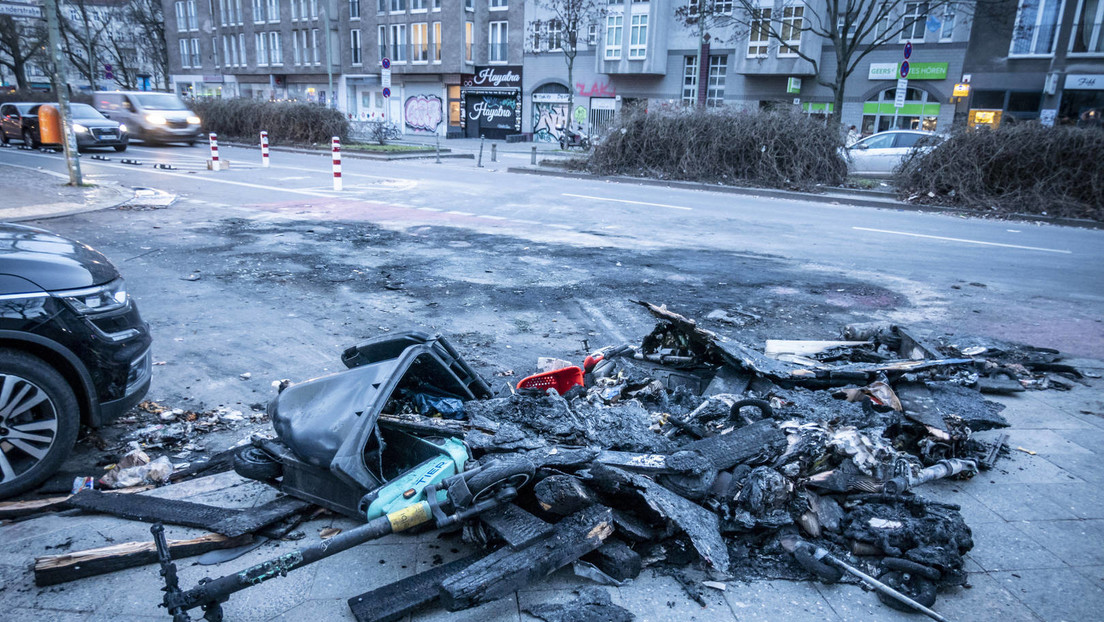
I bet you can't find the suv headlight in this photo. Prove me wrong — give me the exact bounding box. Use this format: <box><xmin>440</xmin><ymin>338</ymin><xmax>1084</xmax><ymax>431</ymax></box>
<box><xmin>58</xmin><ymin>278</ymin><xmax>129</xmax><ymax>314</ymax></box>
<box><xmin>186</xmin><ymin>115</ymin><xmax>201</xmax><ymax>124</ymax></box>
<box><xmin>73</xmin><ymin>123</ymin><xmax>88</xmax><ymax>133</ymax></box>
<box><xmin>119</xmin><ymin>124</ymin><xmax>128</xmax><ymax>133</ymax></box>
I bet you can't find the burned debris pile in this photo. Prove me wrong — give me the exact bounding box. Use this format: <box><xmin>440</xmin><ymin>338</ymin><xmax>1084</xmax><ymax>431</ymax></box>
<box><xmin>9</xmin><ymin>302</ymin><xmax>1084</xmax><ymax>621</ymax></box>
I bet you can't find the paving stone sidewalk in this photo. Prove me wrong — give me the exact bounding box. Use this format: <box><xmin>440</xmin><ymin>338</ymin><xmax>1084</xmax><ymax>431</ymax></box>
<box><xmin>1</xmin><ymin>368</ymin><xmax>1101</xmax><ymax>622</ymax></box>
<box><xmin>0</xmin><ymin>162</ymin><xmax>131</xmax><ymax>222</ymax></box>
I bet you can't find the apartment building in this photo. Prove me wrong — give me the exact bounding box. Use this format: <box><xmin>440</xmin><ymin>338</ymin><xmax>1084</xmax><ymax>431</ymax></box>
<box><xmin>963</xmin><ymin>0</ymin><xmax>1104</xmax><ymax>128</ymax></box>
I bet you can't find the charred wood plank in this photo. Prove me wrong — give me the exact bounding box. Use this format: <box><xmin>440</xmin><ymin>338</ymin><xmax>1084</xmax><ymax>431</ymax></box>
<box><xmin>533</xmin><ymin>475</ymin><xmax>598</xmax><ymax>516</ymax></box>
<box><xmin>169</xmin><ymin>449</ymin><xmax>236</xmax><ymax>482</ymax></box>
<box><xmin>610</xmin><ymin>508</ymin><xmax>659</xmax><ymax>543</ymax></box>
<box><xmin>583</xmin><ymin>539</ymin><xmax>641</xmax><ymax>582</ymax></box>
<box><xmin>440</xmin><ymin>505</ymin><xmax>614</xmax><ymax>611</ymax></box>
<box><xmin>64</xmin><ymin>489</ymin><xmax>238</xmax><ymax>530</ymax></box>
<box><xmin>479</xmin><ymin>503</ymin><xmax>554</xmax><ymax>550</ymax></box>
<box><xmin>679</xmin><ymin>419</ymin><xmax>785</xmax><ymax>471</ymax></box>
<box><xmin>378</xmin><ymin>413</ymin><xmax>479</xmax><ymax>437</ymax></box>
<box><xmin>209</xmin><ymin>496</ymin><xmax>314</xmax><ymax>538</ymax></box>
<box><xmin>0</xmin><ymin>485</ymin><xmax>155</xmax><ymax>520</ymax></box>
<box><xmin>34</xmin><ymin>533</ymin><xmax>251</xmax><ymax>587</ymax></box>
<box><xmin>347</xmin><ymin>553</ymin><xmax>484</xmax><ymax>622</ymax></box>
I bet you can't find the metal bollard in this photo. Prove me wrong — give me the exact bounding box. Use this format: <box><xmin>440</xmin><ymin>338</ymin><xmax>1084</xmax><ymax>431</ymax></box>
<box><xmin>491</xmin><ymin>143</ymin><xmax>497</xmax><ymax>162</ymax></box>
<box><xmin>531</xmin><ymin>145</ymin><xmax>537</xmax><ymax>165</ymax></box>
<box><xmin>260</xmin><ymin>131</ymin><xmax>270</xmax><ymax>167</ymax></box>
<box><xmin>208</xmin><ymin>133</ymin><xmax>220</xmax><ymax>170</ymax></box>
<box><xmin>332</xmin><ymin>137</ymin><xmax>342</xmax><ymax>191</ymax></box>
<box><xmin>435</xmin><ymin>135</ymin><xmax>441</xmax><ymax>164</ymax></box>
<box><xmin>477</xmin><ymin>136</ymin><xmax>484</xmax><ymax>168</ymax></box>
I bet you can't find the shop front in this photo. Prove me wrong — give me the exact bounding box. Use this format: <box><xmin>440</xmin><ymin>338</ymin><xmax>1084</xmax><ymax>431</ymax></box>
<box><xmin>461</xmin><ymin>66</ymin><xmax>523</xmax><ymax>139</ymax></box>
<box><xmin>861</xmin><ymin>62</ymin><xmax>949</xmax><ymax>134</ymax></box>
<box><xmin>1059</xmin><ymin>73</ymin><xmax>1104</xmax><ymax>127</ymax></box>
<box><xmin>531</xmin><ymin>87</ymin><xmax>570</xmax><ymax>143</ymax></box>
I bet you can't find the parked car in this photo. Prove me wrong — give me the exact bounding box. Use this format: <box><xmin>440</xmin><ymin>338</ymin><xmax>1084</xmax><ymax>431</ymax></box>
<box><xmin>67</xmin><ymin>103</ymin><xmax>129</xmax><ymax>151</ymax></box>
<box><xmin>93</xmin><ymin>91</ymin><xmax>202</xmax><ymax>145</ymax></box>
<box><xmin>0</xmin><ymin>223</ymin><xmax>152</xmax><ymax>498</ymax></box>
<box><xmin>845</xmin><ymin>130</ymin><xmax>943</xmax><ymax>177</ymax></box>
<box><xmin>0</xmin><ymin>102</ymin><xmax>39</xmax><ymax>147</ymax></box>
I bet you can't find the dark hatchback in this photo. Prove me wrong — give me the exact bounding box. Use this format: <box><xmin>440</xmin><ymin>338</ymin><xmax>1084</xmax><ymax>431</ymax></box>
<box><xmin>0</xmin><ymin>224</ymin><xmax>152</xmax><ymax>498</ymax></box>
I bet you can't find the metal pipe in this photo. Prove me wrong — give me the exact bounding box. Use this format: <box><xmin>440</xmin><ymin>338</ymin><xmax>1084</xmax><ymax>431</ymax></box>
<box><xmin>808</xmin><ymin>545</ymin><xmax>948</xmax><ymax>622</ymax></box>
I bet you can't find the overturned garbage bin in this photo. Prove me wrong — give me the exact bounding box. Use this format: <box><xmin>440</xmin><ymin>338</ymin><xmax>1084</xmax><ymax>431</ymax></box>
<box><xmin>235</xmin><ymin>331</ymin><xmax>492</xmax><ymax>518</ymax></box>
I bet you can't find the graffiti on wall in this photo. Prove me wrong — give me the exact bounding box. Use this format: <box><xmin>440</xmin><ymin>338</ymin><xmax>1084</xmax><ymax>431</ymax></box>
<box><xmin>576</xmin><ymin>80</ymin><xmax>615</xmax><ymax>97</ymax></box>
<box><xmin>404</xmin><ymin>94</ymin><xmax>443</xmax><ymax>132</ymax></box>
<box><xmin>533</xmin><ymin>102</ymin><xmax>569</xmax><ymax>143</ymax></box>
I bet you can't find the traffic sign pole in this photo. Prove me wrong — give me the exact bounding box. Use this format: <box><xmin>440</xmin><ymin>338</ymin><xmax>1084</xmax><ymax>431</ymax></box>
<box><xmin>43</xmin><ymin>0</ymin><xmax>82</xmax><ymax>186</ymax></box>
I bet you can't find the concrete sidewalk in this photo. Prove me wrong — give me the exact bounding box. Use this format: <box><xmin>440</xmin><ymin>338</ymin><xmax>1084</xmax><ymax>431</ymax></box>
<box><xmin>0</xmin><ymin>161</ymin><xmax>133</xmax><ymax>222</ymax></box>
<box><xmin>0</xmin><ymin>371</ymin><xmax>1101</xmax><ymax>622</ymax></box>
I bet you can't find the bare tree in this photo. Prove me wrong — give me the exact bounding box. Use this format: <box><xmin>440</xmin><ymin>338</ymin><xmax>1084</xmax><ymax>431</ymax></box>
<box><xmin>58</xmin><ymin>0</ymin><xmax>111</xmax><ymax>89</ymax></box>
<box><xmin>0</xmin><ymin>16</ymin><xmax>46</xmax><ymax>90</ymax></box>
<box><xmin>723</xmin><ymin>0</ymin><xmax>988</xmax><ymax>123</ymax></box>
<box><xmin>529</xmin><ymin>0</ymin><xmax>605</xmax><ymax>124</ymax></box>
<box><xmin>127</xmin><ymin>0</ymin><xmax>168</xmax><ymax>89</ymax></box>
<box><xmin>675</xmin><ymin>1</ymin><xmax>742</xmax><ymax>108</ymax></box>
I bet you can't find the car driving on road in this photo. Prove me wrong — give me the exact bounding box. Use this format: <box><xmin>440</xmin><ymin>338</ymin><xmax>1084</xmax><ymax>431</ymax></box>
<box><xmin>0</xmin><ymin>102</ymin><xmax>38</xmax><ymax>147</ymax></box>
<box><xmin>0</xmin><ymin>224</ymin><xmax>152</xmax><ymax>498</ymax></box>
<box><xmin>845</xmin><ymin>130</ymin><xmax>943</xmax><ymax>177</ymax></box>
<box><xmin>94</xmin><ymin>91</ymin><xmax>202</xmax><ymax>145</ymax></box>
<box><xmin>67</xmin><ymin>103</ymin><xmax>130</xmax><ymax>152</ymax></box>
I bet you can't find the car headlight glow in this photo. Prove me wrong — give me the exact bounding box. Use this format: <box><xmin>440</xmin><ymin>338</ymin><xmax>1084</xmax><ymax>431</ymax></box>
<box><xmin>119</xmin><ymin>124</ymin><xmax>128</xmax><ymax>133</ymax></box>
<box><xmin>146</xmin><ymin>113</ymin><xmax>167</xmax><ymax>125</ymax></box>
<box><xmin>186</xmin><ymin>115</ymin><xmax>201</xmax><ymax>125</ymax></box>
<box><xmin>73</xmin><ymin>123</ymin><xmax>88</xmax><ymax>133</ymax></box>
<box><xmin>58</xmin><ymin>278</ymin><xmax>129</xmax><ymax>315</ymax></box>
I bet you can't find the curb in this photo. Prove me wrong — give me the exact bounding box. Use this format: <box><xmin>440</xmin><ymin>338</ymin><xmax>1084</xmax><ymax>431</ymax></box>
<box><xmin>222</xmin><ymin>141</ymin><xmax>474</xmax><ymax>161</ymax></box>
<box><xmin>0</xmin><ymin>163</ymin><xmax>135</xmax><ymax>222</ymax></box>
<box><xmin>505</xmin><ymin>166</ymin><xmax>1104</xmax><ymax>230</ymax></box>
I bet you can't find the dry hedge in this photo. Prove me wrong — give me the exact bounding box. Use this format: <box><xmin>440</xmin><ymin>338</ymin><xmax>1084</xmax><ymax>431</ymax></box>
<box><xmin>188</xmin><ymin>98</ymin><xmax>349</xmax><ymax>145</ymax></box>
<box><xmin>587</xmin><ymin>108</ymin><xmax>847</xmax><ymax>191</ymax></box>
<box><xmin>894</xmin><ymin>125</ymin><xmax>1104</xmax><ymax>221</ymax></box>
<box><xmin>0</xmin><ymin>90</ymin><xmax>92</xmax><ymax>105</ymax></box>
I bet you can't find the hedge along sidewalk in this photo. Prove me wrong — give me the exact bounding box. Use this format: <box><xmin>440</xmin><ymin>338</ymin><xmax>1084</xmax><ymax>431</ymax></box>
<box><xmin>506</xmin><ymin>165</ymin><xmax>1104</xmax><ymax>231</ymax></box>
<box><xmin>219</xmin><ymin>140</ymin><xmax>474</xmax><ymax>161</ymax></box>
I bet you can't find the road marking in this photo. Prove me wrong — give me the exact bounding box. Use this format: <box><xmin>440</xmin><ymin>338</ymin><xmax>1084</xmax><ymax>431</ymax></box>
<box><xmin>852</xmin><ymin>227</ymin><xmax>1072</xmax><ymax>254</ymax></box>
<box><xmin>563</xmin><ymin>193</ymin><xmax>693</xmax><ymax>211</ymax></box>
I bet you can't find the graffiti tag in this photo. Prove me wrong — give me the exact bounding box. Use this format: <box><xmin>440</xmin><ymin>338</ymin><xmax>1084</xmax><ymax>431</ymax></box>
<box><xmin>576</xmin><ymin>81</ymin><xmax>616</xmax><ymax>97</ymax></box>
<box><xmin>404</xmin><ymin>95</ymin><xmax>443</xmax><ymax>132</ymax></box>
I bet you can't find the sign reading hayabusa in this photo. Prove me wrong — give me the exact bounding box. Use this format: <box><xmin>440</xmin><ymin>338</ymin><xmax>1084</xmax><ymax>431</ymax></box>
<box><xmin>0</xmin><ymin>1</ymin><xmax>43</xmax><ymax>18</ymax></box>
<box><xmin>467</xmin><ymin>66</ymin><xmax>523</xmax><ymax>88</ymax></box>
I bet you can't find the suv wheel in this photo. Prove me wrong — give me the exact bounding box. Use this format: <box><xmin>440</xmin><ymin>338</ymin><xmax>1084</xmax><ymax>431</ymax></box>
<box><xmin>0</xmin><ymin>350</ymin><xmax>80</xmax><ymax>499</ymax></box>
<box><xmin>22</xmin><ymin>129</ymin><xmax>39</xmax><ymax>149</ymax></box>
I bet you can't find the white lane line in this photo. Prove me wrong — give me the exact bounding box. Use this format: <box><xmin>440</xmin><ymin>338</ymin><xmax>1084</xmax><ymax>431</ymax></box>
<box><xmin>852</xmin><ymin>226</ymin><xmax>1072</xmax><ymax>254</ymax></box>
<box><xmin>563</xmin><ymin>193</ymin><xmax>693</xmax><ymax>211</ymax></box>
<box><xmin>447</xmin><ymin>210</ymin><xmax>475</xmax><ymax>216</ymax></box>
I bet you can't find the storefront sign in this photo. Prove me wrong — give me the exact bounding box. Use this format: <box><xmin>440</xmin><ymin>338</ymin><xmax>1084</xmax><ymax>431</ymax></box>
<box><xmin>1065</xmin><ymin>74</ymin><xmax>1104</xmax><ymax>90</ymax></box>
<box><xmin>202</xmin><ymin>75</ymin><xmax>224</xmax><ymax>83</ymax></box>
<box><xmin>1039</xmin><ymin>109</ymin><xmax>1057</xmax><ymax>127</ymax></box>
<box><xmin>533</xmin><ymin>93</ymin><xmax>570</xmax><ymax>103</ymax></box>
<box><xmin>468</xmin><ymin>66</ymin><xmax>523</xmax><ymax>88</ymax></box>
<box><xmin>460</xmin><ymin>88</ymin><xmax>522</xmax><ymax>136</ymax></box>
<box><xmin>869</xmin><ymin>62</ymin><xmax>947</xmax><ymax>80</ymax></box>
<box><xmin>786</xmin><ymin>77</ymin><xmax>801</xmax><ymax>94</ymax></box>
<box><xmin>953</xmin><ymin>83</ymin><xmax>970</xmax><ymax>97</ymax></box>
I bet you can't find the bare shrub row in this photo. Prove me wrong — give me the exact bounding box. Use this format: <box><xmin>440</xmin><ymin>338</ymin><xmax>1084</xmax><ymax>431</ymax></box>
<box><xmin>188</xmin><ymin>98</ymin><xmax>349</xmax><ymax>145</ymax></box>
<box><xmin>588</xmin><ymin>108</ymin><xmax>848</xmax><ymax>191</ymax></box>
<box><xmin>894</xmin><ymin>125</ymin><xmax>1104</xmax><ymax>221</ymax></box>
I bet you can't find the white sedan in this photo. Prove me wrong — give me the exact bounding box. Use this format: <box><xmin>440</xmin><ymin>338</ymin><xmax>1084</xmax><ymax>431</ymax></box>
<box><xmin>846</xmin><ymin>130</ymin><xmax>943</xmax><ymax>177</ymax></box>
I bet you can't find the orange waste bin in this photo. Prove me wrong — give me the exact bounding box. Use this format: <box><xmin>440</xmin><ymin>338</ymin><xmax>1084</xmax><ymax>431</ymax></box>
<box><xmin>37</xmin><ymin>104</ymin><xmax>62</xmax><ymax>146</ymax></box>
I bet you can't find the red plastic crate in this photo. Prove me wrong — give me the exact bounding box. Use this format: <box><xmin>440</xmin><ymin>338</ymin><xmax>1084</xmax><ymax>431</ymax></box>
<box><xmin>516</xmin><ymin>366</ymin><xmax>584</xmax><ymax>395</ymax></box>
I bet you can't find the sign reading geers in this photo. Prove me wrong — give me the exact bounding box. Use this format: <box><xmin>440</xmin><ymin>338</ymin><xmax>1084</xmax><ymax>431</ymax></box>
<box><xmin>467</xmin><ymin>66</ymin><xmax>523</xmax><ymax>88</ymax></box>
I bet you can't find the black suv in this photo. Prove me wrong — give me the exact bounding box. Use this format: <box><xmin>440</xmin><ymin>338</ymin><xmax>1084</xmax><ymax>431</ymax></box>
<box><xmin>0</xmin><ymin>224</ymin><xmax>152</xmax><ymax>498</ymax></box>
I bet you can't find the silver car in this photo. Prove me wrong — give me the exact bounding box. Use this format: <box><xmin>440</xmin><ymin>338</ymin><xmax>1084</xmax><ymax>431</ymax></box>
<box><xmin>846</xmin><ymin>130</ymin><xmax>942</xmax><ymax>177</ymax></box>
<box><xmin>93</xmin><ymin>91</ymin><xmax>202</xmax><ymax>145</ymax></box>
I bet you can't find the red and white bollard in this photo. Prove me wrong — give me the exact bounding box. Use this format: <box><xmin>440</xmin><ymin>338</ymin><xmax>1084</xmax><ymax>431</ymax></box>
<box><xmin>208</xmin><ymin>132</ymin><xmax>221</xmax><ymax>170</ymax></box>
<box><xmin>260</xmin><ymin>131</ymin><xmax>269</xmax><ymax>167</ymax></box>
<box><xmin>332</xmin><ymin>136</ymin><xmax>342</xmax><ymax>191</ymax></box>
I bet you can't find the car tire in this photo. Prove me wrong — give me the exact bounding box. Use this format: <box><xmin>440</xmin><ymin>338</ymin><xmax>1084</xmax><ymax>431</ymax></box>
<box><xmin>876</xmin><ymin>569</ymin><xmax>938</xmax><ymax>612</ymax></box>
<box><xmin>0</xmin><ymin>130</ymin><xmax>8</xmax><ymax>145</ymax></box>
<box><xmin>0</xmin><ymin>350</ymin><xmax>80</xmax><ymax>500</ymax></box>
<box><xmin>22</xmin><ymin>129</ymin><xmax>39</xmax><ymax>149</ymax></box>
<box><xmin>114</xmin><ymin>145</ymin><xmax>127</xmax><ymax>152</ymax></box>
<box><xmin>233</xmin><ymin>446</ymin><xmax>283</xmax><ymax>481</ymax></box>
<box><xmin>186</xmin><ymin>140</ymin><xmax>195</xmax><ymax>146</ymax></box>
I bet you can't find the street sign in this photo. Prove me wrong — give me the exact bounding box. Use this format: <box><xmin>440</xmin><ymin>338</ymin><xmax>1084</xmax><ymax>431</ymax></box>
<box><xmin>953</xmin><ymin>83</ymin><xmax>970</xmax><ymax>98</ymax></box>
<box><xmin>0</xmin><ymin>1</ymin><xmax>43</xmax><ymax>18</ymax></box>
<box><xmin>904</xmin><ymin>41</ymin><xmax>912</xmax><ymax>59</ymax></box>
<box><xmin>894</xmin><ymin>78</ymin><xmax>908</xmax><ymax>108</ymax></box>
<box><xmin>381</xmin><ymin>58</ymin><xmax>390</xmax><ymax>70</ymax></box>
<box><xmin>104</xmin><ymin>63</ymin><xmax>113</xmax><ymax>80</ymax></box>
<box><xmin>382</xmin><ymin>87</ymin><xmax>391</xmax><ymax>98</ymax></box>
<box><xmin>900</xmin><ymin>61</ymin><xmax>910</xmax><ymax>78</ymax></box>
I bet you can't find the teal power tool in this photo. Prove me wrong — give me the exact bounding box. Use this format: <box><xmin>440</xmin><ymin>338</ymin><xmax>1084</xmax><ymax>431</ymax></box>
<box><xmin>153</xmin><ymin>446</ymin><xmax>533</xmax><ymax>622</ymax></box>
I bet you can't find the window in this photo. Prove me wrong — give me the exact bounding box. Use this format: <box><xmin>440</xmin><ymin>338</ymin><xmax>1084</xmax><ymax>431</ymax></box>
<box><xmin>837</xmin><ymin>12</ymin><xmax>858</xmax><ymax>40</ymax></box>
<box><xmin>681</xmin><ymin>54</ymin><xmax>727</xmax><ymax>106</ymax></box>
<box><xmin>187</xmin><ymin>0</ymin><xmax>197</xmax><ymax>30</ymax></box>
<box><xmin>390</xmin><ymin>0</ymin><xmax>405</xmax><ymax>11</ymax></box>
<box><xmin>536</xmin><ymin>19</ymin><xmax>564</xmax><ymax>52</ymax></box>
<box><xmin>490</xmin><ymin>0</ymin><xmax>507</xmax><ymax>9</ymax></box>
<box><xmin>311</xmin><ymin>28</ymin><xmax>320</xmax><ymax>64</ymax></box>
<box><xmin>412</xmin><ymin>22</ymin><xmax>428</xmax><ymax>62</ymax></box>
<box><xmin>234</xmin><ymin>0</ymin><xmax>242</xmax><ymax>24</ymax></box>
<box><xmin>861</xmin><ymin>87</ymin><xmax>940</xmax><ymax>133</ymax></box>
<box><xmin>291</xmin><ymin>0</ymin><xmax>297</xmax><ymax>19</ymax></box>
<box><xmin>465</xmin><ymin>0</ymin><xmax>473</xmax><ymax>10</ymax></box>
<box><xmin>219</xmin><ymin>0</ymin><xmax>227</xmax><ymax>25</ymax></box>
<box><xmin>351</xmin><ymin>29</ymin><xmax>362</xmax><ymax>64</ymax></box>
<box><xmin>240</xmin><ymin>33</ymin><xmax>247</xmax><ymax>63</ymax></box>
<box><xmin>780</xmin><ymin>6</ymin><xmax>802</xmax><ymax>55</ymax></box>
<box><xmin>715</xmin><ymin>0</ymin><xmax>733</xmax><ymax>13</ymax></box>
<box><xmin>175</xmin><ymin>1</ymin><xmax>187</xmax><ymax>32</ymax></box>
<box><xmin>411</xmin><ymin>0</ymin><xmax>426</xmax><ymax>10</ymax></box>
<box><xmin>179</xmin><ymin>39</ymin><xmax>190</xmax><ymax>66</ymax></box>
<box><xmin>940</xmin><ymin>4</ymin><xmax>955</xmax><ymax>40</ymax></box>
<box><xmin>378</xmin><ymin>25</ymin><xmax>387</xmax><ymax>60</ymax></box>
<box><xmin>1070</xmin><ymin>0</ymin><xmax>1104</xmax><ymax>54</ymax></box>
<box><xmin>269</xmin><ymin>31</ymin><xmax>282</xmax><ymax>64</ymax></box>
<box><xmin>900</xmin><ymin>2</ymin><xmax>929</xmax><ymax>42</ymax></box>
<box><xmin>748</xmin><ymin>7</ymin><xmax>771</xmax><ymax>56</ymax></box>
<box><xmin>191</xmin><ymin>38</ymin><xmax>201</xmax><ymax>67</ymax></box>
<box><xmin>267</xmin><ymin>0</ymin><xmax>279</xmax><ymax>22</ymax></box>
<box><xmin>223</xmin><ymin>35</ymin><xmax>231</xmax><ymax>66</ymax></box>
<box><xmin>433</xmin><ymin>0</ymin><xmax>440</xmax><ymax>10</ymax></box>
<box><xmin>587</xmin><ymin>23</ymin><xmax>598</xmax><ymax>45</ymax></box>
<box><xmin>433</xmin><ymin>21</ymin><xmax>441</xmax><ymax>61</ymax></box>
<box><xmin>390</xmin><ymin>23</ymin><xmax>407</xmax><ymax>61</ymax></box>
<box><xmin>309</xmin><ymin>0</ymin><xmax>317</xmax><ymax>18</ymax></box>
<box><xmin>300</xmin><ymin>29</ymin><xmax>309</xmax><ymax>64</ymax></box>
<box><xmin>629</xmin><ymin>14</ymin><xmax>647</xmax><ymax>58</ymax></box>
<box><xmin>252</xmin><ymin>0</ymin><xmax>265</xmax><ymax>22</ymax></box>
<box><xmin>378</xmin><ymin>0</ymin><xmax>385</xmax><ymax>12</ymax></box>
<box><xmin>213</xmin><ymin>37</ymin><xmax>219</xmax><ymax>67</ymax></box>
<box><xmin>350</xmin><ymin>0</ymin><xmax>360</xmax><ymax>18</ymax></box>
<box><xmin>256</xmin><ymin>32</ymin><xmax>268</xmax><ymax>65</ymax></box>
<box><xmin>605</xmin><ymin>14</ymin><xmax>623</xmax><ymax>59</ymax></box>
<box><xmin>465</xmin><ymin>20</ymin><xmax>473</xmax><ymax>61</ymax></box>
<box><xmin>299</xmin><ymin>0</ymin><xmax>308</xmax><ymax>19</ymax></box>
<box><xmin>489</xmin><ymin>20</ymin><xmax>508</xmax><ymax>62</ymax></box>
<box><xmin>293</xmin><ymin>30</ymin><xmax>300</xmax><ymax>64</ymax></box>
<box><xmin>1011</xmin><ymin>0</ymin><xmax>1063</xmax><ymax>55</ymax></box>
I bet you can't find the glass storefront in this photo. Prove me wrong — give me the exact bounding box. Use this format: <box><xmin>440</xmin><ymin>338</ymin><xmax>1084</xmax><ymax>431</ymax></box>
<box><xmin>861</xmin><ymin>87</ymin><xmax>940</xmax><ymax>135</ymax></box>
